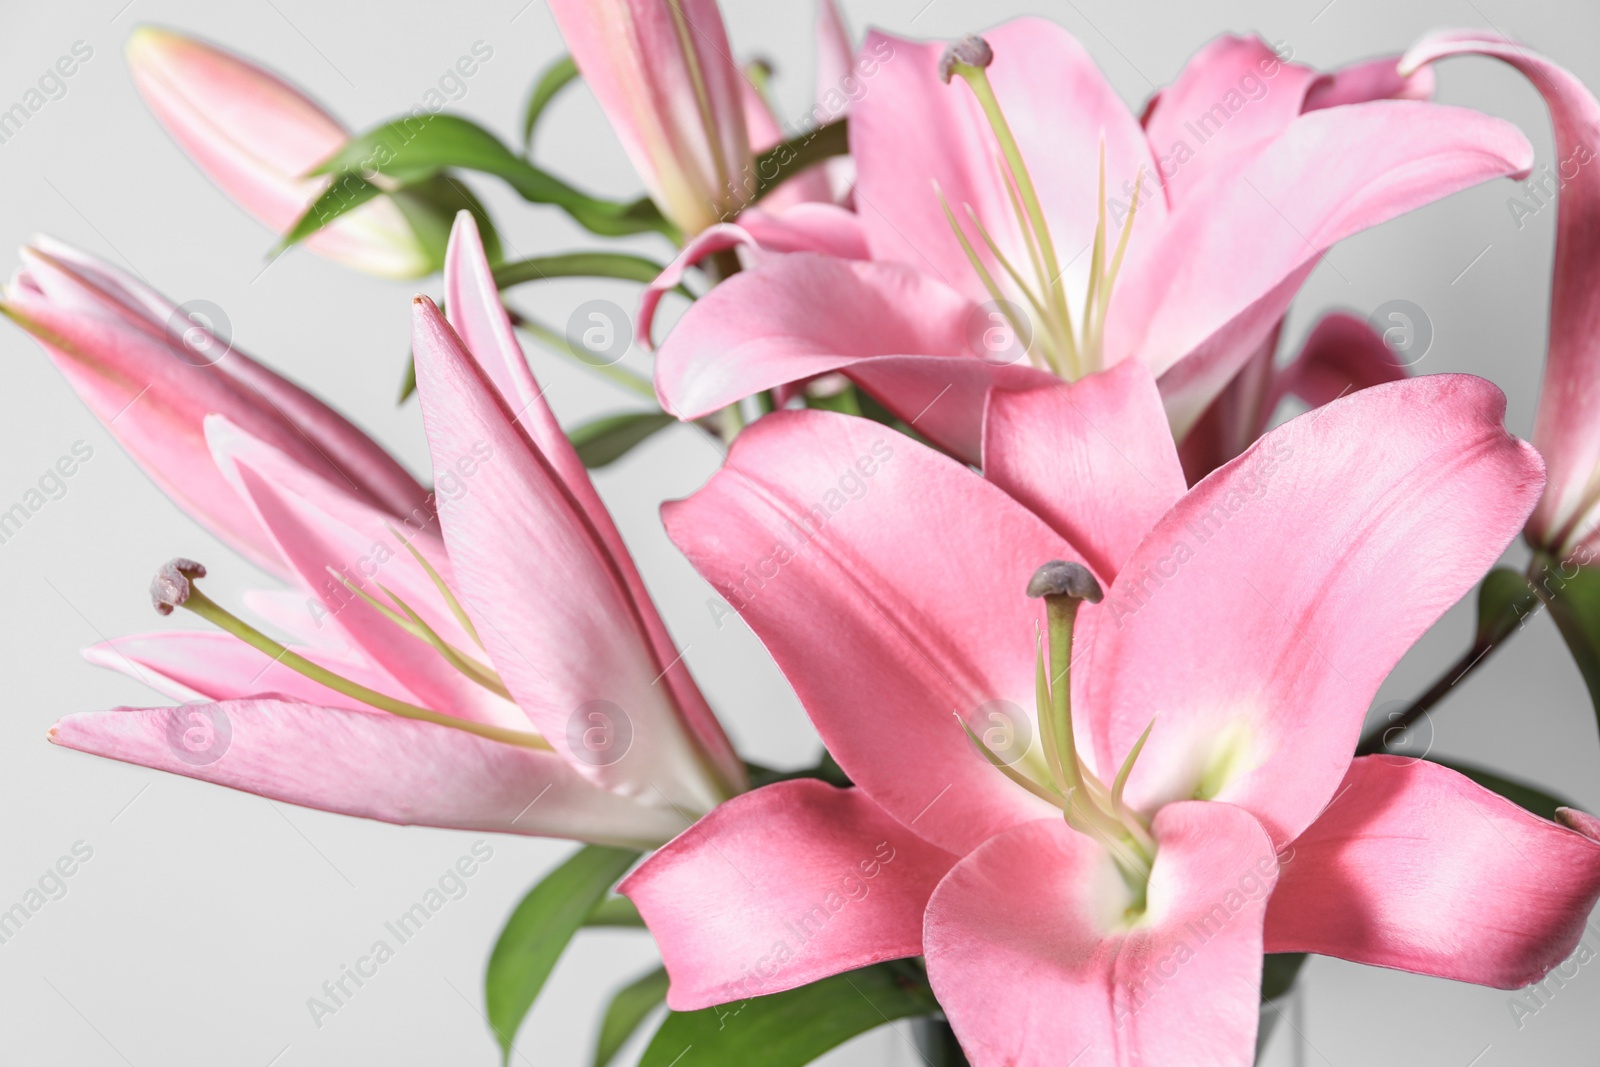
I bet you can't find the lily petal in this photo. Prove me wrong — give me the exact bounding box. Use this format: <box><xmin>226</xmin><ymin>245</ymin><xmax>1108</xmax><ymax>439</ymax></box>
<box><xmin>443</xmin><ymin>213</ymin><xmax>744</xmax><ymax>794</ymax></box>
<box><xmin>1400</xmin><ymin>33</ymin><xmax>1600</xmax><ymax>555</ymax></box>
<box><xmin>1266</xmin><ymin>757</ymin><xmax>1600</xmax><ymax>988</ymax></box>
<box><xmin>1084</xmin><ymin>376</ymin><xmax>1544</xmax><ymax>846</ymax></box>
<box><xmin>412</xmin><ymin>297</ymin><xmax>728</xmax><ymax>812</ymax></box>
<box><xmin>653</xmin><ymin>253</ymin><xmax>1047</xmax><ymax>462</ymax></box>
<box><xmin>50</xmin><ymin>699</ymin><xmax>687</xmax><ymax>849</ymax></box>
<box><xmin>983</xmin><ymin>360</ymin><xmax>1186</xmax><ymax>581</ymax></box>
<box><xmin>663</xmin><ymin>409</ymin><xmax>1077</xmax><ymax>855</ymax></box>
<box><xmin>1109</xmin><ymin>100</ymin><xmax>1533</xmax><ymax>435</ymax></box>
<box><xmin>1271</xmin><ymin>310</ymin><xmax>1406</xmax><ymax>411</ymax></box>
<box><xmin>924</xmin><ymin>802</ymin><xmax>1277</xmax><ymax>1067</ymax></box>
<box><xmin>620</xmin><ymin>780</ymin><xmax>956</xmax><ymax>1009</ymax></box>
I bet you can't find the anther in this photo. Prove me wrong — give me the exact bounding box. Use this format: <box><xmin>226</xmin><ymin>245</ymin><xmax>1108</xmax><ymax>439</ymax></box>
<box><xmin>151</xmin><ymin>558</ymin><xmax>206</xmax><ymax>615</ymax></box>
<box><xmin>938</xmin><ymin>34</ymin><xmax>993</xmax><ymax>83</ymax></box>
<box><xmin>1027</xmin><ymin>559</ymin><xmax>1103</xmax><ymax>603</ymax></box>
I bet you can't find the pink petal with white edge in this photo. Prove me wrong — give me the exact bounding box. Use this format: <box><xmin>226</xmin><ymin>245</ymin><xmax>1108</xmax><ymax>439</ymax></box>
<box><xmin>50</xmin><ymin>699</ymin><xmax>688</xmax><ymax>849</ymax></box>
<box><xmin>983</xmin><ymin>360</ymin><xmax>1186</xmax><ymax>581</ymax></box>
<box><xmin>412</xmin><ymin>299</ymin><xmax>729</xmax><ymax>813</ymax></box>
<box><xmin>1109</xmin><ymin>100</ymin><xmax>1533</xmax><ymax>435</ymax></box>
<box><xmin>663</xmin><ymin>409</ymin><xmax>1077</xmax><ymax>855</ymax></box>
<box><xmin>1401</xmin><ymin>34</ymin><xmax>1600</xmax><ymax>554</ymax></box>
<box><xmin>850</xmin><ymin>21</ymin><xmax>1166</xmax><ymax>310</ymax></box>
<box><xmin>620</xmin><ymin>780</ymin><xmax>956</xmax><ymax>1009</ymax></box>
<box><xmin>442</xmin><ymin>215</ymin><xmax>743</xmax><ymax>792</ymax></box>
<box><xmin>1083</xmin><ymin>376</ymin><xmax>1544</xmax><ymax>846</ymax></box>
<box><xmin>1266</xmin><ymin>757</ymin><xmax>1600</xmax><ymax>988</ymax></box>
<box><xmin>85</xmin><ymin>631</ymin><xmax>400</xmax><ymax>711</ymax></box>
<box><xmin>925</xmin><ymin>802</ymin><xmax>1277</xmax><ymax>1067</ymax></box>
<box><xmin>653</xmin><ymin>253</ymin><xmax>1047</xmax><ymax>462</ymax></box>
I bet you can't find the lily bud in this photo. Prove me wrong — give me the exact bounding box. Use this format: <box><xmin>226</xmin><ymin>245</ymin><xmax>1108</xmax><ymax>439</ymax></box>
<box><xmin>546</xmin><ymin>0</ymin><xmax>752</xmax><ymax>235</ymax></box>
<box><xmin>125</xmin><ymin>26</ymin><xmax>430</xmax><ymax>278</ymax></box>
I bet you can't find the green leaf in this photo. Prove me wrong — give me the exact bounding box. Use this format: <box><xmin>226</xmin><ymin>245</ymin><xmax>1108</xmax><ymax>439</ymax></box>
<box><xmin>1476</xmin><ymin>567</ymin><xmax>1539</xmax><ymax>649</ymax></box>
<box><xmin>568</xmin><ymin>412</ymin><xmax>677</xmax><ymax>468</ymax></box>
<box><xmin>289</xmin><ymin>113</ymin><xmax>674</xmax><ymax>245</ymax></box>
<box><xmin>1424</xmin><ymin>755</ymin><xmax>1575</xmax><ymax>821</ymax></box>
<box><xmin>485</xmin><ymin>845</ymin><xmax>640</xmax><ymax>1063</ymax></box>
<box><xmin>277</xmin><ymin>171</ymin><xmax>384</xmax><ymax>251</ymax></box>
<box><xmin>746</xmin><ymin>119</ymin><xmax>848</xmax><ymax>206</ymax></box>
<box><xmin>494</xmin><ymin>252</ymin><xmax>667</xmax><ymax>289</ymax></box>
<box><xmin>594</xmin><ymin>966</ymin><xmax>670</xmax><ymax>1067</ymax></box>
<box><xmin>1539</xmin><ymin>562</ymin><xmax>1600</xmax><ymax>724</ymax></box>
<box><xmin>639</xmin><ymin>961</ymin><xmax>937</xmax><ymax>1067</ymax></box>
<box><xmin>522</xmin><ymin>54</ymin><xmax>580</xmax><ymax>150</ymax></box>
<box><xmin>585</xmin><ymin>895</ymin><xmax>645</xmax><ymax>928</ymax></box>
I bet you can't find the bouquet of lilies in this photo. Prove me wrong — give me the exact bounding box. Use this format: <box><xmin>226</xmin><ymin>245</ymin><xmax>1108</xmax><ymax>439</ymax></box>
<box><xmin>13</xmin><ymin>3</ymin><xmax>1600</xmax><ymax>1064</ymax></box>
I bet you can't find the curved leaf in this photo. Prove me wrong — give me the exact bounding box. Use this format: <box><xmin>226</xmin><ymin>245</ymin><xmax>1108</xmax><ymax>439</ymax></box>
<box><xmin>569</xmin><ymin>412</ymin><xmax>677</xmax><ymax>468</ymax></box>
<box><xmin>585</xmin><ymin>895</ymin><xmax>645</xmax><ymax>928</ymax></box>
<box><xmin>749</xmin><ymin>119</ymin><xmax>847</xmax><ymax>205</ymax></box>
<box><xmin>523</xmin><ymin>54</ymin><xmax>581</xmax><ymax>149</ymax></box>
<box><xmin>495</xmin><ymin>252</ymin><xmax>667</xmax><ymax>288</ymax></box>
<box><xmin>485</xmin><ymin>845</ymin><xmax>640</xmax><ymax>1063</ymax></box>
<box><xmin>595</xmin><ymin>966</ymin><xmax>670</xmax><ymax>1067</ymax></box>
<box><xmin>1540</xmin><ymin>562</ymin><xmax>1600</xmax><ymax>731</ymax></box>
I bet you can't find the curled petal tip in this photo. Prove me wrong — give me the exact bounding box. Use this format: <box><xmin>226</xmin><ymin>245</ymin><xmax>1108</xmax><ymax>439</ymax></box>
<box><xmin>938</xmin><ymin>34</ymin><xmax>993</xmax><ymax>83</ymax></box>
<box><xmin>151</xmin><ymin>557</ymin><xmax>207</xmax><ymax>615</ymax></box>
<box><xmin>1027</xmin><ymin>559</ymin><xmax>1102</xmax><ymax>603</ymax></box>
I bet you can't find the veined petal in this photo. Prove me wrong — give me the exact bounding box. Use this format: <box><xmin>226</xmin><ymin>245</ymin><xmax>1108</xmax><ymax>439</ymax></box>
<box><xmin>925</xmin><ymin>802</ymin><xmax>1277</xmax><ymax>1067</ymax></box>
<box><xmin>653</xmin><ymin>253</ymin><xmax>1047</xmax><ymax>462</ymax></box>
<box><xmin>663</xmin><ymin>409</ymin><xmax>1079</xmax><ymax>855</ymax></box>
<box><xmin>50</xmin><ymin>699</ymin><xmax>688</xmax><ymax>849</ymax></box>
<box><xmin>851</xmin><ymin>20</ymin><xmax>1166</xmax><ymax>310</ymax></box>
<box><xmin>412</xmin><ymin>298</ymin><xmax>728</xmax><ymax>812</ymax></box>
<box><xmin>126</xmin><ymin>27</ymin><xmax>427</xmax><ymax>277</ymax></box>
<box><xmin>1400</xmin><ymin>33</ymin><xmax>1600</xmax><ymax>555</ymax></box>
<box><xmin>983</xmin><ymin>361</ymin><xmax>1186</xmax><ymax>581</ymax></box>
<box><xmin>443</xmin><ymin>213</ymin><xmax>744</xmax><ymax>796</ymax></box>
<box><xmin>1109</xmin><ymin>100</ymin><xmax>1533</xmax><ymax>436</ymax></box>
<box><xmin>620</xmin><ymin>780</ymin><xmax>956</xmax><ymax>1009</ymax></box>
<box><xmin>1267</xmin><ymin>757</ymin><xmax>1600</xmax><ymax>988</ymax></box>
<box><xmin>1083</xmin><ymin>376</ymin><xmax>1544</xmax><ymax>846</ymax></box>
<box><xmin>85</xmin><ymin>630</ymin><xmax>401</xmax><ymax>711</ymax></box>
<box><xmin>547</xmin><ymin>0</ymin><xmax>750</xmax><ymax>234</ymax></box>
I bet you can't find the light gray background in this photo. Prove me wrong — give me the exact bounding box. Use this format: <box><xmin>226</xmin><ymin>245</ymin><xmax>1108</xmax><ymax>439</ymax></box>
<box><xmin>0</xmin><ymin>0</ymin><xmax>1596</xmax><ymax>1064</ymax></box>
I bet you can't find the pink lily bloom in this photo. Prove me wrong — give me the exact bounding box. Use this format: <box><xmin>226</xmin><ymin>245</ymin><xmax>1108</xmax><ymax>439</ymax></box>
<box><xmin>546</xmin><ymin>0</ymin><xmax>751</xmax><ymax>237</ymax></box>
<box><xmin>12</xmin><ymin>216</ymin><xmax>744</xmax><ymax>849</ymax></box>
<box><xmin>652</xmin><ymin>21</ymin><xmax>1534</xmax><ymax>463</ymax></box>
<box><xmin>622</xmin><ymin>364</ymin><xmax>1600</xmax><ymax>1064</ymax></box>
<box><xmin>126</xmin><ymin>26</ymin><xmax>431</xmax><ymax>279</ymax></box>
<box><xmin>1402</xmin><ymin>33</ymin><xmax>1600</xmax><ymax>560</ymax></box>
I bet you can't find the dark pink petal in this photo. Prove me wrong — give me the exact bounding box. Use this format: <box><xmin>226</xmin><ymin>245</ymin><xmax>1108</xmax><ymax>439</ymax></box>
<box><xmin>620</xmin><ymin>780</ymin><xmax>956</xmax><ymax>1009</ymax></box>
<box><xmin>1082</xmin><ymin>376</ymin><xmax>1544</xmax><ymax>846</ymax></box>
<box><xmin>1272</xmin><ymin>310</ymin><xmax>1407</xmax><ymax>411</ymax></box>
<box><xmin>1402</xmin><ymin>33</ymin><xmax>1600</xmax><ymax>554</ymax></box>
<box><xmin>663</xmin><ymin>409</ymin><xmax>1078</xmax><ymax>854</ymax></box>
<box><xmin>983</xmin><ymin>360</ymin><xmax>1186</xmax><ymax>581</ymax></box>
<box><xmin>925</xmin><ymin>802</ymin><xmax>1277</xmax><ymax>1067</ymax></box>
<box><xmin>1266</xmin><ymin>757</ymin><xmax>1600</xmax><ymax>988</ymax></box>
<box><xmin>50</xmin><ymin>699</ymin><xmax>689</xmax><ymax>848</ymax></box>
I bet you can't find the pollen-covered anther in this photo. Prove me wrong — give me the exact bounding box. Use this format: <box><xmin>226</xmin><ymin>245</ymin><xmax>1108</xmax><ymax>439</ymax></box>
<box><xmin>1027</xmin><ymin>559</ymin><xmax>1103</xmax><ymax>603</ymax></box>
<box><xmin>938</xmin><ymin>34</ymin><xmax>994</xmax><ymax>83</ymax></box>
<box><xmin>150</xmin><ymin>557</ymin><xmax>207</xmax><ymax>615</ymax></box>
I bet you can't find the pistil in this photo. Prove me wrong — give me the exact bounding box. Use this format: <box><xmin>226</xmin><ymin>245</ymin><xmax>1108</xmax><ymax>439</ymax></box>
<box><xmin>149</xmin><ymin>558</ymin><xmax>550</xmax><ymax>752</ymax></box>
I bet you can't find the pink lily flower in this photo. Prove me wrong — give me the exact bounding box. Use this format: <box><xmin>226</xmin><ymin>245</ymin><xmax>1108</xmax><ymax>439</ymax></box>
<box><xmin>621</xmin><ymin>364</ymin><xmax>1600</xmax><ymax>1063</ymax></box>
<box><xmin>0</xmin><ymin>236</ymin><xmax>431</xmax><ymax>576</ymax></box>
<box><xmin>14</xmin><ymin>216</ymin><xmax>745</xmax><ymax>848</ymax></box>
<box><xmin>652</xmin><ymin>21</ymin><xmax>1534</xmax><ymax>463</ymax></box>
<box><xmin>546</xmin><ymin>0</ymin><xmax>751</xmax><ymax>236</ymax></box>
<box><xmin>1401</xmin><ymin>33</ymin><xmax>1600</xmax><ymax>560</ymax></box>
<box><xmin>126</xmin><ymin>26</ymin><xmax>431</xmax><ymax>278</ymax></box>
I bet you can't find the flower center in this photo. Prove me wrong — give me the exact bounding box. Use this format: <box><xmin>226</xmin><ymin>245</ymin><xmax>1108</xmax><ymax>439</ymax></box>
<box><xmin>960</xmin><ymin>559</ymin><xmax>1157</xmax><ymax>913</ymax></box>
<box><xmin>938</xmin><ymin>35</ymin><xmax>1144</xmax><ymax>379</ymax></box>
<box><xmin>149</xmin><ymin>555</ymin><xmax>550</xmax><ymax>752</ymax></box>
